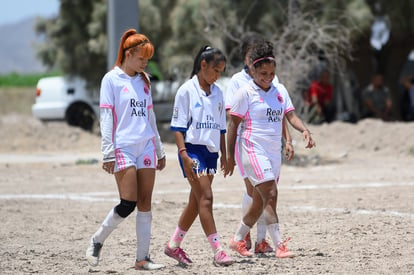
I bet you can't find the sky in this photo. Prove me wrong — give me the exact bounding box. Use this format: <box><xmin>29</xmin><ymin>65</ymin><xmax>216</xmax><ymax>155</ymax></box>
<box><xmin>0</xmin><ymin>0</ymin><xmax>59</xmax><ymax>25</ymax></box>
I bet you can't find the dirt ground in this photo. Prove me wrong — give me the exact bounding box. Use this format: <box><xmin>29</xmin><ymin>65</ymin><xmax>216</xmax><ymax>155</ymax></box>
<box><xmin>0</xmin><ymin>89</ymin><xmax>413</xmax><ymax>274</ymax></box>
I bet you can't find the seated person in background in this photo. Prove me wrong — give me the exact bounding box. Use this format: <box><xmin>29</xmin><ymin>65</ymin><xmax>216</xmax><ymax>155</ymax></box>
<box><xmin>361</xmin><ymin>73</ymin><xmax>392</xmax><ymax>121</ymax></box>
<box><xmin>305</xmin><ymin>69</ymin><xmax>336</xmax><ymax>123</ymax></box>
<box><xmin>401</xmin><ymin>74</ymin><xmax>414</xmax><ymax>121</ymax></box>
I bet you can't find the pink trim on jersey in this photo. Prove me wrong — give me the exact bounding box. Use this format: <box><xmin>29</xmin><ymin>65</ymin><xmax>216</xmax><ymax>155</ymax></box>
<box><xmin>225</xmin><ymin>104</ymin><xmax>232</xmax><ymax>110</ymax></box>
<box><xmin>243</xmin><ymin>111</ymin><xmax>263</xmax><ymax>181</ymax></box>
<box><xmin>235</xmin><ymin>139</ymin><xmax>245</xmax><ymax>178</ymax></box>
<box><xmin>245</xmin><ymin>138</ymin><xmax>264</xmax><ymax>181</ymax></box>
<box><xmin>100</xmin><ymin>103</ymin><xmax>113</xmax><ymax>108</ymax></box>
<box><xmin>243</xmin><ymin>111</ymin><xmax>251</xmax><ymax>139</ymax></box>
<box><xmin>284</xmin><ymin>107</ymin><xmax>295</xmax><ymax>114</ymax></box>
<box><xmin>148</xmin><ymin>104</ymin><xmax>153</xmax><ymax>109</ymax></box>
<box><xmin>115</xmin><ymin>148</ymin><xmax>126</xmax><ymax>170</ymax></box>
<box><xmin>229</xmin><ymin>111</ymin><xmax>244</xmax><ymax>119</ymax></box>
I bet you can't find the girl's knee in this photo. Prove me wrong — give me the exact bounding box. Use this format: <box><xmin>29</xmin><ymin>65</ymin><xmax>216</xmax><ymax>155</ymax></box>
<box><xmin>199</xmin><ymin>195</ymin><xmax>213</xmax><ymax>208</ymax></box>
<box><xmin>136</xmin><ymin>196</ymin><xmax>152</xmax><ymax>211</ymax></box>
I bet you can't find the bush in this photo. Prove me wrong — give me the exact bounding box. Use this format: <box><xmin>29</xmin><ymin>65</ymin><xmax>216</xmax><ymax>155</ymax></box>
<box><xmin>0</xmin><ymin>72</ymin><xmax>61</xmax><ymax>87</ymax></box>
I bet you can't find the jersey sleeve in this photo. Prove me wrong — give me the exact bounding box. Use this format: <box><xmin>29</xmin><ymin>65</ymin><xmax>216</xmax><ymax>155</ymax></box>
<box><xmin>170</xmin><ymin>85</ymin><xmax>190</xmax><ymax>132</ymax></box>
<box><xmin>99</xmin><ymin>74</ymin><xmax>114</xmax><ymax>109</ymax></box>
<box><xmin>229</xmin><ymin>86</ymin><xmax>248</xmax><ymax>119</ymax></box>
<box><xmin>100</xmin><ymin>107</ymin><xmax>115</xmax><ymax>162</ymax></box>
<box><xmin>148</xmin><ymin>108</ymin><xmax>165</xmax><ymax>159</ymax></box>
<box><xmin>146</xmin><ymin>85</ymin><xmax>153</xmax><ymax>110</ymax></box>
<box><xmin>278</xmin><ymin>84</ymin><xmax>295</xmax><ymax>114</ymax></box>
<box><xmin>219</xmin><ymin>91</ymin><xmax>226</xmax><ymax>134</ymax></box>
<box><xmin>225</xmin><ymin>78</ymin><xmax>239</xmax><ymax>110</ymax></box>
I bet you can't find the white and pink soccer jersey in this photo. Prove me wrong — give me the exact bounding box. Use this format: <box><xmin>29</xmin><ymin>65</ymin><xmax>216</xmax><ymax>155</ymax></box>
<box><xmin>225</xmin><ymin>68</ymin><xmax>279</xmax><ymax>110</ymax></box>
<box><xmin>230</xmin><ymin>80</ymin><xmax>294</xmax><ymax>150</ymax></box>
<box><xmin>170</xmin><ymin>75</ymin><xmax>226</xmax><ymax>153</ymax></box>
<box><xmin>230</xmin><ymin>80</ymin><xmax>294</xmax><ymax>184</ymax></box>
<box><xmin>100</xmin><ymin>66</ymin><xmax>155</xmax><ymax>149</ymax></box>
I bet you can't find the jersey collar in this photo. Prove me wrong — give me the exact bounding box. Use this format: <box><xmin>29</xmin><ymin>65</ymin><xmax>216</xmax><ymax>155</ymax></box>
<box><xmin>249</xmin><ymin>79</ymin><xmax>276</xmax><ymax>93</ymax></box>
<box><xmin>114</xmin><ymin>66</ymin><xmax>140</xmax><ymax>80</ymax></box>
<box><xmin>191</xmin><ymin>75</ymin><xmax>217</xmax><ymax>97</ymax></box>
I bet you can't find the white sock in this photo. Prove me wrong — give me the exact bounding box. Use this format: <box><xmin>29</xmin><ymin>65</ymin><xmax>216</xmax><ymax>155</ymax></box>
<box><xmin>93</xmin><ymin>208</ymin><xmax>124</xmax><ymax>244</ymax></box>
<box><xmin>267</xmin><ymin>223</ymin><xmax>282</xmax><ymax>248</ymax></box>
<box><xmin>235</xmin><ymin>221</ymin><xmax>251</xmax><ymax>242</ymax></box>
<box><xmin>241</xmin><ymin>192</ymin><xmax>252</xmax><ymax>217</ymax></box>
<box><xmin>256</xmin><ymin>213</ymin><xmax>267</xmax><ymax>243</ymax></box>
<box><xmin>136</xmin><ymin>210</ymin><xmax>152</xmax><ymax>261</ymax></box>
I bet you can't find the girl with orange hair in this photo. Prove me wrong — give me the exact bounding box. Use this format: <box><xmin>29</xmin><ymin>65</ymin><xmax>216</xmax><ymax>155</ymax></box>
<box><xmin>86</xmin><ymin>29</ymin><xmax>165</xmax><ymax>271</ymax></box>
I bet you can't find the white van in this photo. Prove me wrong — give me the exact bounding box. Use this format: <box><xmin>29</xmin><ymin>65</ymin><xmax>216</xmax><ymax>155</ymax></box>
<box><xmin>32</xmin><ymin>76</ymin><xmax>100</xmax><ymax>131</ymax></box>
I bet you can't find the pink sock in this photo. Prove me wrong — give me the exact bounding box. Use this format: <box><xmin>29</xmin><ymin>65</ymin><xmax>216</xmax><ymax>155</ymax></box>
<box><xmin>207</xmin><ymin>233</ymin><xmax>221</xmax><ymax>252</ymax></box>
<box><xmin>169</xmin><ymin>226</ymin><xmax>187</xmax><ymax>248</ymax></box>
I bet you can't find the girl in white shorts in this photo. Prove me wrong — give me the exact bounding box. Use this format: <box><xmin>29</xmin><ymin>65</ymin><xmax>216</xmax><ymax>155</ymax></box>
<box><xmin>227</xmin><ymin>40</ymin><xmax>315</xmax><ymax>259</ymax></box>
<box><xmin>225</xmin><ymin>34</ymin><xmax>294</xmax><ymax>254</ymax></box>
<box><xmin>85</xmin><ymin>29</ymin><xmax>165</xmax><ymax>271</ymax></box>
<box><xmin>114</xmin><ymin>140</ymin><xmax>156</xmax><ymax>172</ymax></box>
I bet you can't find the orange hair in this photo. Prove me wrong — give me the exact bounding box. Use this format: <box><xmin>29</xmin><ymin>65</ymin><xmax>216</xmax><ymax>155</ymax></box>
<box><xmin>114</xmin><ymin>29</ymin><xmax>154</xmax><ymax>88</ymax></box>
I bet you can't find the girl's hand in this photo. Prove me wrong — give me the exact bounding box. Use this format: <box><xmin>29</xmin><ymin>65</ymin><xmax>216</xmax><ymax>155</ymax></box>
<box><xmin>220</xmin><ymin>154</ymin><xmax>228</xmax><ymax>177</ymax></box>
<box><xmin>102</xmin><ymin>161</ymin><xmax>115</xmax><ymax>174</ymax></box>
<box><xmin>157</xmin><ymin>157</ymin><xmax>166</xmax><ymax>171</ymax></box>
<box><xmin>226</xmin><ymin>156</ymin><xmax>236</xmax><ymax>176</ymax></box>
<box><xmin>303</xmin><ymin>130</ymin><xmax>316</xmax><ymax>148</ymax></box>
<box><xmin>182</xmin><ymin>155</ymin><xmax>197</xmax><ymax>182</ymax></box>
<box><xmin>285</xmin><ymin>142</ymin><xmax>294</xmax><ymax>161</ymax></box>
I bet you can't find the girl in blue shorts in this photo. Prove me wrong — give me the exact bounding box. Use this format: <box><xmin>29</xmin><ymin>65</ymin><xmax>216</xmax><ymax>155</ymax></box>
<box><xmin>164</xmin><ymin>46</ymin><xmax>233</xmax><ymax>267</ymax></box>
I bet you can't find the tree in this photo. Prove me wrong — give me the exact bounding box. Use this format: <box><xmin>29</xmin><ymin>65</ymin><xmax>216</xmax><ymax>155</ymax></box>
<box><xmin>167</xmin><ymin>0</ymin><xmax>364</xmax><ymax>117</ymax></box>
<box><xmin>35</xmin><ymin>0</ymin><xmax>106</xmax><ymax>89</ymax></box>
<box><xmin>40</xmin><ymin>0</ymin><xmax>414</xmax><ymax>121</ymax></box>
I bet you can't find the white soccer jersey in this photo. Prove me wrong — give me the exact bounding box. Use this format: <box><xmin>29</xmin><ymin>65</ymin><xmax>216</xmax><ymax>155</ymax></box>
<box><xmin>230</xmin><ymin>80</ymin><xmax>294</xmax><ymax>149</ymax></box>
<box><xmin>100</xmin><ymin>66</ymin><xmax>155</xmax><ymax>149</ymax></box>
<box><xmin>225</xmin><ymin>68</ymin><xmax>279</xmax><ymax>110</ymax></box>
<box><xmin>170</xmin><ymin>75</ymin><xmax>226</xmax><ymax>153</ymax></box>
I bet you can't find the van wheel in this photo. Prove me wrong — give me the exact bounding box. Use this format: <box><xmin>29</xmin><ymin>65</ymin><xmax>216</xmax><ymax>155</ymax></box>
<box><xmin>66</xmin><ymin>103</ymin><xmax>96</xmax><ymax>131</ymax></box>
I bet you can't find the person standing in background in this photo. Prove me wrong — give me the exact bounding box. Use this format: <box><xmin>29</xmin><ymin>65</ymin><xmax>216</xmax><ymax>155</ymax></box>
<box><xmin>305</xmin><ymin>69</ymin><xmax>336</xmax><ymax>123</ymax></box>
<box><xmin>361</xmin><ymin>73</ymin><xmax>393</xmax><ymax>121</ymax></box>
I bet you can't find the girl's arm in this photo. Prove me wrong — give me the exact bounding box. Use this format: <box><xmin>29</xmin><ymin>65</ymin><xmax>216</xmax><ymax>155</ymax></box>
<box><xmin>148</xmin><ymin>108</ymin><xmax>166</xmax><ymax>170</ymax></box>
<box><xmin>282</xmin><ymin>118</ymin><xmax>294</xmax><ymax>161</ymax></box>
<box><xmin>285</xmin><ymin>111</ymin><xmax>316</xmax><ymax>149</ymax></box>
<box><xmin>100</xmin><ymin>107</ymin><xmax>115</xmax><ymax>174</ymax></box>
<box><xmin>174</xmin><ymin>131</ymin><xmax>197</xmax><ymax>181</ymax></box>
<box><xmin>226</xmin><ymin>114</ymin><xmax>242</xmax><ymax>176</ymax></box>
<box><xmin>220</xmin><ymin>133</ymin><xmax>228</xmax><ymax>176</ymax></box>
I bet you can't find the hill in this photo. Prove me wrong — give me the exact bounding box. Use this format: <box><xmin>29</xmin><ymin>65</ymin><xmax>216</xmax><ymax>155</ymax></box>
<box><xmin>0</xmin><ymin>17</ymin><xmax>48</xmax><ymax>74</ymax></box>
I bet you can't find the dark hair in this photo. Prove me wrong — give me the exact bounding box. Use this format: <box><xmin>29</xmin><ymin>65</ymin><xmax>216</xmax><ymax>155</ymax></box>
<box><xmin>190</xmin><ymin>46</ymin><xmax>227</xmax><ymax>78</ymax></box>
<box><xmin>240</xmin><ymin>33</ymin><xmax>265</xmax><ymax>60</ymax></box>
<box><xmin>249</xmin><ymin>40</ymin><xmax>276</xmax><ymax>69</ymax></box>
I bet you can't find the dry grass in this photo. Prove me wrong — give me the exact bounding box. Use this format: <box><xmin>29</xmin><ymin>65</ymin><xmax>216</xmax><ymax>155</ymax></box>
<box><xmin>0</xmin><ymin>87</ymin><xmax>35</xmax><ymax>115</ymax></box>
